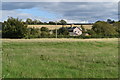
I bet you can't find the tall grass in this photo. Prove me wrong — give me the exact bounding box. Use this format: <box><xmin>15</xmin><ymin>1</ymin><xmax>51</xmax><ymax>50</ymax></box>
<box><xmin>2</xmin><ymin>39</ymin><xmax>118</xmax><ymax>78</ymax></box>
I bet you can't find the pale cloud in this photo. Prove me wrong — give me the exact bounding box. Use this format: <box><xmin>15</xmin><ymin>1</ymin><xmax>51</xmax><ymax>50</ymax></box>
<box><xmin>1</xmin><ymin>2</ymin><xmax>119</xmax><ymax>23</ymax></box>
<box><xmin>2</xmin><ymin>0</ymin><xmax>119</xmax><ymax>2</ymax></box>
<box><xmin>1</xmin><ymin>10</ymin><xmax>30</xmax><ymax>21</ymax></box>
<box><xmin>65</xmin><ymin>19</ymin><xmax>88</xmax><ymax>23</ymax></box>
<box><xmin>1</xmin><ymin>10</ymin><xmax>57</xmax><ymax>22</ymax></box>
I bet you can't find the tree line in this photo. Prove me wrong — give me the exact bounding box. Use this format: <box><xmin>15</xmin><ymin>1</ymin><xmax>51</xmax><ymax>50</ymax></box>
<box><xmin>26</xmin><ymin>18</ymin><xmax>67</xmax><ymax>25</ymax></box>
<box><xmin>2</xmin><ymin>17</ymin><xmax>120</xmax><ymax>39</ymax></box>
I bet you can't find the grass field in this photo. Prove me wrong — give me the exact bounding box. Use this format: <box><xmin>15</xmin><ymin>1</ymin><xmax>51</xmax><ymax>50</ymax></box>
<box><xmin>2</xmin><ymin>38</ymin><xmax>118</xmax><ymax>78</ymax></box>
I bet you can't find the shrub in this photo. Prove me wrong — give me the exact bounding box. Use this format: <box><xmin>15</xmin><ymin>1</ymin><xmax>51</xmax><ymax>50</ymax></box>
<box><xmin>2</xmin><ymin>17</ymin><xmax>27</xmax><ymax>38</ymax></box>
<box><xmin>92</xmin><ymin>21</ymin><xmax>118</xmax><ymax>36</ymax></box>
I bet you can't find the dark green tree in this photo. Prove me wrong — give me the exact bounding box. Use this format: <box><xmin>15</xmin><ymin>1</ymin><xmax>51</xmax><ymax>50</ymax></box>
<box><xmin>49</xmin><ymin>21</ymin><xmax>56</xmax><ymax>25</ymax></box>
<box><xmin>58</xmin><ymin>27</ymin><xmax>69</xmax><ymax>35</ymax></box>
<box><xmin>81</xmin><ymin>25</ymin><xmax>86</xmax><ymax>33</ymax></box>
<box><xmin>59</xmin><ymin>20</ymin><xmax>67</xmax><ymax>25</ymax></box>
<box><xmin>92</xmin><ymin>21</ymin><xmax>118</xmax><ymax>36</ymax></box>
<box><xmin>26</xmin><ymin>28</ymin><xmax>40</xmax><ymax>38</ymax></box>
<box><xmin>41</xmin><ymin>27</ymin><xmax>49</xmax><ymax>32</ymax></box>
<box><xmin>113</xmin><ymin>22</ymin><xmax>120</xmax><ymax>34</ymax></box>
<box><xmin>33</xmin><ymin>19</ymin><xmax>43</xmax><ymax>25</ymax></box>
<box><xmin>2</xmin><ymin>17</ymin><xmax>28</xmax><ymax>38</ymax></box>
<box><xmin>107</xmin><ymin>19</ymin><xmax>115</xmax><ymax>24</ymax></box>
<box><xmin>26</xmin><ymin>18</ymin><xmax>33</xmax><ymax>24</ymax></box>
<box><xmin>40</xmin><ymin>27</ymin><xmax>50</xmax><ymax>37</ymax></box>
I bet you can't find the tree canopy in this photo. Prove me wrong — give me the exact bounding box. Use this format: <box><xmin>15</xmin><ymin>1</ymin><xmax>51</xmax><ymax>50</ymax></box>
<box><xmin>91</xmin><ymin>21</ymin><xmax>118</xmax><ymax>36</ymax></box>
<box><xmin>113</xmin><ymin>22</ymin><xmax>120</xmax><ymax>34</ymax></box>
<box><xmin>2</xmin><ymin>17</ymin><xmax>28</xmax><ymax>38</ymax></box>
<box><xmin>58</xmin><ymin>27</ymin><xmax>69</xmax><ymax>35</ymax></box>
<box><xmin>59</xmin><ymin>20</ymin><xmax>67</xmax><ymax>25</ymax></box>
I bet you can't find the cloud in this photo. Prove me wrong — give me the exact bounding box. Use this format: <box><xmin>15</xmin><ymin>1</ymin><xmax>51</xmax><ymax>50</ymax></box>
<box><xmin>35</xmin><ymin>2</ymin><xmax>118</xmax><ymax>22</ymax></box>
<box><xmin>65</xmin><ymin>19</ymin><xmax>88</xmax><ymax>23</ymax></box>
<box><xmin>2</xmin><ymin>0</ymin><xmax>119</xmax><ymax>2</ymax></box>
<box><xmin>2</xmin><ymin>2</ymin><xmax>38</xmax><ymax>10</ymax></box>
<box><xmin>1</xmin><ymin>9</ymin><xmax>58</xmax><ymax>22</ymax></box>
<box><xmin>1</xmin><ymin>10</ymin><xmax>32</xmax><ymax>21</ymax></box>
<box><xmin>1</xmin><ymin>2</ymin><xmax>118</xmax><ymax>23</ymax></box>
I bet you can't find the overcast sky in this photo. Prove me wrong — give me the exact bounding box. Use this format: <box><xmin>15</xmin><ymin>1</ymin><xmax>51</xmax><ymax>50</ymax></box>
<box><xmin>1</xmin><ymin>2</ymin><xmax>119</xmax><ymax>23</ymax></box>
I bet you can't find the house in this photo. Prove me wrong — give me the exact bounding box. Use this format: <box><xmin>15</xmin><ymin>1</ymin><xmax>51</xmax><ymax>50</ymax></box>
<box><xmin>68</xmin><ymin>27</ymin><xmax>82</xmax><ymax>36</ymax></box>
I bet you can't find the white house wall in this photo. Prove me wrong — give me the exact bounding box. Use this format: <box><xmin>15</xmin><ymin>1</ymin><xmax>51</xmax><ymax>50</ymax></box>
<box><xmin>73</xmin><ymin>28</ymin><xmax>82</xmax><ymax>36</ymax></box>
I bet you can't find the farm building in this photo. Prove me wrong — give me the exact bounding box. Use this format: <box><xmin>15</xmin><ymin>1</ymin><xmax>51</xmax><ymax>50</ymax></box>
<box><xmin>68</xmin><ymin>27</ymin><xmax>82</xmax><ymax>36</ymax></box>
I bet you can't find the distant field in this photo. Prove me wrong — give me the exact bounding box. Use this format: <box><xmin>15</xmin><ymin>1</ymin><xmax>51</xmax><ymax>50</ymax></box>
<box><xmin>2</xmin><ymin>38</ymin><xmax>118</xmax><ymax>78</ymax></box>
<box><xmin>28</xmin><ymin>24</ymin><xmax>92</xmax><ymax>30</ymax></box>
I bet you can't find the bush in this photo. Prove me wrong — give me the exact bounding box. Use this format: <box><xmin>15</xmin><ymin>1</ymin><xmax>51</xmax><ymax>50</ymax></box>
<box><xmin>25</xmin><ymin>28</ymin><xmax>40</xmax><ymax>39</ymax></box>
<box><xmin>92</xmin><ymin>21</ymin><xmax>118</xmax><ymax>36</ymax></box>
<box><xmin>41</xmin><ymin>27</ymin><xmax>49</xmax><ymax>32</ymax></box>
<box><xmin>2</xmin><ymin>17</ymin><xmax>28</xmax><ymax>38</ymax></box>
<box><xmin>57</xmin><ymin>27</ymin><xmax>69</xmax><ymax>35</ymax></box>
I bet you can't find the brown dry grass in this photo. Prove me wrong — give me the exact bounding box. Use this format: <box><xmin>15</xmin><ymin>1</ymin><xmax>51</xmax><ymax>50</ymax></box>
<box><xmin>2</xmin><ymin>38</ymin><xmax>118</xmax><ymax>43</ymax></box>
<box><xmin>28</xmin><ymin>25</ymin><xmax>92</xmax><ymax>30</ymax></box>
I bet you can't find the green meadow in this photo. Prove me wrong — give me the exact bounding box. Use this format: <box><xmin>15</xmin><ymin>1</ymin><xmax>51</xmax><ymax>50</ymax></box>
<box><xmin>2</xmin><ymin>38</ymin><xmax>118</xmax><ymax>78</ymax></box>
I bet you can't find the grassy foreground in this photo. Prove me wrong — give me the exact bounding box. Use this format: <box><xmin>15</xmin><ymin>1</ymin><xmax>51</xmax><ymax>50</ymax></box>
<box><xmin>2</xmin><ymin>38</ymin><xmax>118</xmax><ymax>78</ymax></box>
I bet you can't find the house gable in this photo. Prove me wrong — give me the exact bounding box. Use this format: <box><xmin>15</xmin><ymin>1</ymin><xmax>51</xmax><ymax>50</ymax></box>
<box><xmin>68</xmin><ymin>27</ymin><xmax>82</xmax><ymax>36</ymax></box>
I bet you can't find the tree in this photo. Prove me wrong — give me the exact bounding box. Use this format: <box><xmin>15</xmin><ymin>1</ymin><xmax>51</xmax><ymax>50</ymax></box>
<box><xmin>2</xmin><ymin>17</ymin><xmax>28</xmax><ymax>38</ymax></box>
<box><xmin>33</xmin><ymin>19</ymin><xmax>43</xmax><ymax>25</ymax></box>
<box><xmin>40</xmin><ymin>27</ymin><xmax>50</xmax><ymax>37</ymax></box>
<box><xmin>49</xmin><ymin>21</ymin><xmax>56</xmax><ymax>25</ymax></box>
<box><xmin>33</xmin><ymin>19</ymin><xmax>38</xmax><ymax>24</ymax></box>
<box><xmin>26</xmin><ymin>18</ymin><xmax>33</xmax><ymax>24</ymax></box>
<box><xmin>113</xmin><ymin>22</ymin><xmax>120</xmax><ymax>34</ymax></box>
<box><xmin>43</xmin><ymin>22</ymin><xmax>48</xmax><ymax>25</ymax></box>
<box><xmin>58</xmin><ymin>27</ymin><xmax>69</xmax><ymax>35</ymax></box>
<box><xmin>81</xmin><ymin>25</ymin><xmax>86</xmax><ymax>33</ymax></box>
<box><xmin>107</xmin><ymin>19</ymin><xmax>115</xmax><ymax>24</ymax></box>
<box><xmin>26</xmin><ymin>28</ymin><xmax>40</xmax><ymax>38</ymax></box>
<box><xmin>40</xmin><ymin>27</ymin><xmax>49</xmax><ymax>32</ymax></box>
<box><xmin>0</xmin><ymin>22</ymin><xmax>2</xmax><ymax>31</ymax></box>
<box><xmin>87</xmin><ymin>29</ymin><xmax>96</xmax><ymax>35</ymax></box>
<box><xmin>91</xmin><ymin>21</ymin><xmax>118</xmax><ymax>36</ymax></box>
<box><xmin>59</xmin><ymin>20</ymin><xmax>67</xmax><ymax>25</ymax></box>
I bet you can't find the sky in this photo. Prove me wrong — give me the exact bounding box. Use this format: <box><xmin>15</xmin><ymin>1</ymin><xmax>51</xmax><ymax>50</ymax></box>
<box><xmin>1</xmin><ymin>1</ymin><xmax>119</xmax><ymax>23</ymax></box>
